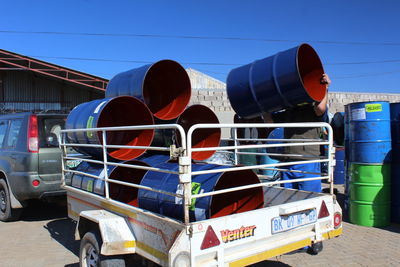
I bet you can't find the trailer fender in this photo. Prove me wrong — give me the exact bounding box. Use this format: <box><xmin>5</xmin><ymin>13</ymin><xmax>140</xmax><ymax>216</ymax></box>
<box><xmin>76</xmin><ymin>209</ymin><xmax>136</xmax><ymax>256</ymax></box>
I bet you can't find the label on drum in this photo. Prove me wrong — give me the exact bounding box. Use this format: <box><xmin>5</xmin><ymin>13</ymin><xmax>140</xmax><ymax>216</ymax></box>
<box><xmin>86</xmin><ymin>116</ymin><xmax>94</xmax><ymax>138</ymax></box>
<box><xmin>94</xmin><ymin>169</ymin><xmax>105</xmax><ymax>194</ymax></box>
<box><xmin>351</xmin><ymin>108</ymin><xmax>366</xmax><ymax>120</ymax></box>
<box><xmin>86</xmin><ymin>179</ymin><xmax>94</xmax><ymax>192</ymax></box>
<box><xmin>175</xmin><ymin>184</ymin><xmax>184</xmax><ymax>205</ymax></box>
<box><xmin>190</xmin><ymin>182</ymin><xmax>202</xmax><ymax>211</ymax></box>
<box><xmin>365</xmin><ymin>103</ymin><xmax>382</xmax><ymax>113</ymax></box>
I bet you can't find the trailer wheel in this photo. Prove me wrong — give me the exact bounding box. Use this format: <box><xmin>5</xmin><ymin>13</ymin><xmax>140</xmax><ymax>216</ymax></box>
<box><xmin>307</xmin><ymin>241</ymin><xmax>323</xmax><ymax>255</ymax></box>
<box><xmin>0</xmin><ymin>179</ymin><xmax>22</xmax><ymax>222</ymax></box>
<box><xmin>80</xmin><ymin>231</ymin><xmax>126</xmax><ymax>267</ymax></box>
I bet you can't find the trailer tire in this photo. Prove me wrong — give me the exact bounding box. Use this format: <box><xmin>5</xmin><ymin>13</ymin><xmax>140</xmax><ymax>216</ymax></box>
<box><xmin>80</xmin><ymin>231</ymin><xmax>126</xmax><ymax>267</ymax></box>
<box><xmin>0</xmin><ymin>179</ymin><xmax>22</xmax><ymax>222</ymax></box>
<box><xmin>307</xmin><ymin>241</ymin><xmax>323</xmax><ymax>255</ymax></box>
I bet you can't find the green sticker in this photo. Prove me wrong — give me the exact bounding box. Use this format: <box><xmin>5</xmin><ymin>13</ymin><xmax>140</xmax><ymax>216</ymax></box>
<box><xmin>190</xmin><ymin>182</ymin><xmax>202</xmax><ymax>211</ymax></box>
<box><xmin>86</xmin><ymin>116</ymin><xmax>94</xmax><ymax>138</ymax></box>
<box><xmin>365</xmin><ymin>104</ymin><xmax>382</xmax><ymax>112</ymax></box>
<box><xmin>86</xmin><ymin>180</ymin><xmax>94</xmax><ymax>192</ymax></box>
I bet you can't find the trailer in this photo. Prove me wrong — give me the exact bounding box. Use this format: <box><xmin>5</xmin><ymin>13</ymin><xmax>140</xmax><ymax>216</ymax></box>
<box><xmin>61</xmin><ymin>122</ymin><xmax>342</xmax><ymax>267</ymax></box>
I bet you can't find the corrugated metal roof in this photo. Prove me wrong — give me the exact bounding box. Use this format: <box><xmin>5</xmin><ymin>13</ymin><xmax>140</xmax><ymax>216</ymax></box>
<box><xmin>0</xmin><ymin>68</ymin><xmax>103</xmax><ymax>113</ymax></box>
<box><xmin>0</xmin><ymin>49</ymin><xmax>108</xmax><ymax>91</ymax></box>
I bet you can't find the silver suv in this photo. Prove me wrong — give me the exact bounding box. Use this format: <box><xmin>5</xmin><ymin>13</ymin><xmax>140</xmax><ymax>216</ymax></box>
<box><xmin>0</xmin><ymin>112</ymin><xmax>66</xmax><ymax>221</ymax></box>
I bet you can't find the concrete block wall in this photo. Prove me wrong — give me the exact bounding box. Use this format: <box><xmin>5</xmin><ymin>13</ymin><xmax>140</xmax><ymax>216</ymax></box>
<box><xmin>328</xmin><ymin>92</ymin><xmax>400</xmax><ymax>113</ymax></box>
<box><xmin>190</xmin><ymin>89</ymin><xmax>235</xmax><ymax>138</ymax></box>
<box><xmin>186</xmin><ymin>68</ymin><xmax>226</xmax><ymax>90</ymax></box>
<box><xmin>190</xmin><ymin>88</ymin><xmax>400</xmax><ymax>123</ymax></box>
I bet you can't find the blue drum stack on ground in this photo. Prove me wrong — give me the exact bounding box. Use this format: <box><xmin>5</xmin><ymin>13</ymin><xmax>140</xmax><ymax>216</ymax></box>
<box><xmin>349</xmin><ymin>101</ymin><xmax>391</xmax><ymax>164</ymax></box>
<box><xmin>348</xmin><ymin>101</ymin><xmax>391</xmax><ymax>227</ymax></box>
<box><xmin>390</xmin><ymin>103</ymin><xmax>400</xmax><ymax>223</ymax></box>
<box><xmin>334</xmin><ymin>147</ymin><xmax>345</xmax><ymax>185</ymax></box>
<box><xmin>343</xmin><ymin>104</ymin><xmax>351</xmax><ymax>212</ymax></box>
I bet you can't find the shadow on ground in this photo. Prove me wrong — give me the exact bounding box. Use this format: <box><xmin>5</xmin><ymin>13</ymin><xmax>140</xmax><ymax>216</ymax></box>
<box><xmin>17</xmin><ymin>198</ymin><xmax>81</xmax><ymax>264</ymax></box>
<box><xmin>44</xmin><ymin>218</ymin><xmax>80</xmax><ymax>257</ymax></box>
<box><xmin>250</xmin><ymin>260</ymin><xmax>292</xmax><ymax>266</ymax></box>
<box><xmin>21</xmin><ymin>197</ymin><xmax>68</xmax><ymax>222</ymax></box>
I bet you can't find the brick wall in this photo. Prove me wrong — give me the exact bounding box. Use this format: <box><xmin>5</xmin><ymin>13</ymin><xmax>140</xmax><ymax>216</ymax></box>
<box><xmin>328</xmin><ymin>92</ymin><xmax>400</xmax><ymax>113</ymax></box>
<box><xmin>190</xmin><ymin>88</ymin><xmax>400</xmax><ymax>123</ymax></box>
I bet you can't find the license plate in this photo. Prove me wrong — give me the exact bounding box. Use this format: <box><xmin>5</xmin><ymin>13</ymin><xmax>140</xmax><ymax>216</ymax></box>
<box><xmin>271</xmin><ymin>209</ymin><xmax>317</xmax><ymax>234</ymax></box>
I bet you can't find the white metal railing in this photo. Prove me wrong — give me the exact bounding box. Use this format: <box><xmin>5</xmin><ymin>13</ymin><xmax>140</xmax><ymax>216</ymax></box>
<box><xmin>61</xmin><ymin>124</ymin><xmax>186</xmax><ymax>201</ymax></box>
<box><xmin>60</xmin><ymin>122</ymin><xmax>334</xmax><ymax>225</ymax></box>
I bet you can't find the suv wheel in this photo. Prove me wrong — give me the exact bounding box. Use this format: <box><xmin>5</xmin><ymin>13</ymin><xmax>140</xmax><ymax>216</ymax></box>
<box><xmin>0</xmin><ymin>179</ymin><xmax>22</xmax><ymax>222</ymax></box>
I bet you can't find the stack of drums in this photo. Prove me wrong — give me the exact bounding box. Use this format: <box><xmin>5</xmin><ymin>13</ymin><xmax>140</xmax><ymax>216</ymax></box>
<box><xmin>333</xmin><ymin>146</ymin><xmax>345</xmax><ymax>184</ymax></box>
<box><xmin>348</xmin><ymin>101</ymin><xmax>391</xmax><ymax>227</ymax></box>
<box><xmin>390</xmin><ymin>103</ymin><xmax>400</xmax><ymax>223</ymax></box>
<box><xmin>343</xmin><ymin>105</ymin><xmax>351</xmax><ymax>212</ymax></box>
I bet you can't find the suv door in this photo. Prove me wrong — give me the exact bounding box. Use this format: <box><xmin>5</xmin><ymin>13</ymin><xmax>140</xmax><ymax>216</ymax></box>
<box><xmin>4</xmin><ymin>119</ymin><xmax>24</xmax><ymax>174</ymax></box>
<box><xmin>0</xmin><ymin>119</ymin><xmax>9</xmax><ymax>169</ymax></box>
<box><xmin>37</xmin><ymin>115</ymin><xmax>66</xmax><ymax>182</ymax></box>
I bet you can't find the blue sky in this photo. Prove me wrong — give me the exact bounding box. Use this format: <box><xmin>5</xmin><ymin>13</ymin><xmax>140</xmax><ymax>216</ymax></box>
<box><xmin>1</xmin><ymin>0</ymin><xmax>399</xmax><ymax>93</ymax></box>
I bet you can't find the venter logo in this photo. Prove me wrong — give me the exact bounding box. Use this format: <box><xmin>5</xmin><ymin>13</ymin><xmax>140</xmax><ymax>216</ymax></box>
<box><xmin>220</xmin><ymin>225</ymin><xmax>256</xmax><ymax>243</ymax></box>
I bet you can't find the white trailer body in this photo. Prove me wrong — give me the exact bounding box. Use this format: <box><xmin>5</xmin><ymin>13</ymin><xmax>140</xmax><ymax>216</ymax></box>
<box><xmin>61</xmin><ymin>122</ymin><xmax>342</xmax><ymax>267</ymax></box>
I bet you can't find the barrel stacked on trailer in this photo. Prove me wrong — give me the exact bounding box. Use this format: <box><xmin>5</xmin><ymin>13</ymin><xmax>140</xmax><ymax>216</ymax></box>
<box><xmin>65</xmin><ymin>60</ymin><xmax>265</xmax><ymax>222</ymax></box>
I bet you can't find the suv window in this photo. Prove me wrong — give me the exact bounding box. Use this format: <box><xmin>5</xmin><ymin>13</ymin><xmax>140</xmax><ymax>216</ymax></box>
<box><xmin>38</xmin><ymin>117</ymin><xmax>66</xmax><ymax>148</ymax></box>
<box><xmin>0</xmin><ymin>120</ymin><xmax>8</xmax><ymax>148</ymax></box>
<box><xmin>6</xmin><ymin>119</ymin><xmax>22</xmax><ymax>148</ymax></box>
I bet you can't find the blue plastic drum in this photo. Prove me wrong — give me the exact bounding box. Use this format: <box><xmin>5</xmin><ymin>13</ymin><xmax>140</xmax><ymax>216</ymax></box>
<box><xmin>334</xmin><ymin>147</ymin><xmax>345</xmax><ymax>184</ymax></box>
<box><xmin>390</xmin><ymin>103</ymin><xmax>400</xmax><ymax>163</ymax></box>
<box><xmin>259</xmin><ymin>153</ymin><xmax>279</xmax><ymax>178</ymax></box>
<box><xmin>66</xmin><ymin>96</ymin><xmax>154</xmax><ymax>161</ymax></box>
<box><xmin>266</xmin><ymin>127</ymin><xmax>284</xmax><ymax>160</ymax></box>
<box><xmin>390</xmin><ymin>103</ymin><xmax>400</xmax><ymax>223</ymax></box>
<box><xmin>227</xmin><ymin>44</ymin><xmax>326</xmax><ymax>118</ymax></box>
<box><xmin>259</xmin><ymin>127</ymin><xmax>284</xmax><ymax>177</ymax></box>
<box><xmin>138</xmin><ymin>157</ymin><xmax>264</xmax><ymax>222</ymax></box>
<box><xmin>343</xmin><ymin>104</ymin><xmax>351</xmax><ymax>211</ymax></box>
<box><xmin>106</xmin><ymin>60</ymin><xmax>191</xmax><ymax>120</ymax></box>
<box><xmin>331</xmin><ymin>112</ymin><xmax>345</xmax><ymax>146</ymax></box>
<box><xmin>70</xmin><ymin>160</ymin><xmax>149</xmax><ymax>206</ymax></box>
<box><xmin>348</xmin><ymin>101</ymin><xmax>391</xmax><ymax>164</ymax></box>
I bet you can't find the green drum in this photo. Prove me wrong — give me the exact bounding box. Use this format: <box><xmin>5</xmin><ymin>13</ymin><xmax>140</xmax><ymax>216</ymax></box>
<box><xmin>349</xmin><ymin>163</ymin><xmax>391</xmax><ymax>227</ymax></box>
<box><xmin>238</xmin><ymin>148</ymin><xmax>258</xmax><ymax>167</ymax></box>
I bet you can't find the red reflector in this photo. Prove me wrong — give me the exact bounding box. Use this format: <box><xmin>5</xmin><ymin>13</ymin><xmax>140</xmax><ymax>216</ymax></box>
<box><xmin>28</xmin><ymin>115</ymin><xmax>39</xmax><ymax>153</ymax></box>
<box><xmin>200</xmin><ymin>226</ymin><xmax>220</xmax><ymax>250</ymax></box>
<box><xmin>32</xmin><ymin>180</ymin><xmax>40</xmax><ymax>187</ymax></box>
<box><xmin>318</xmin><ymin>200</ymin><xmax>330</xmax><ymax>219</ymax></box>
<box><xmin>334</xmin><ymin>212</ymin><xmax>342</xmax><ymax>228</ymax></box>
